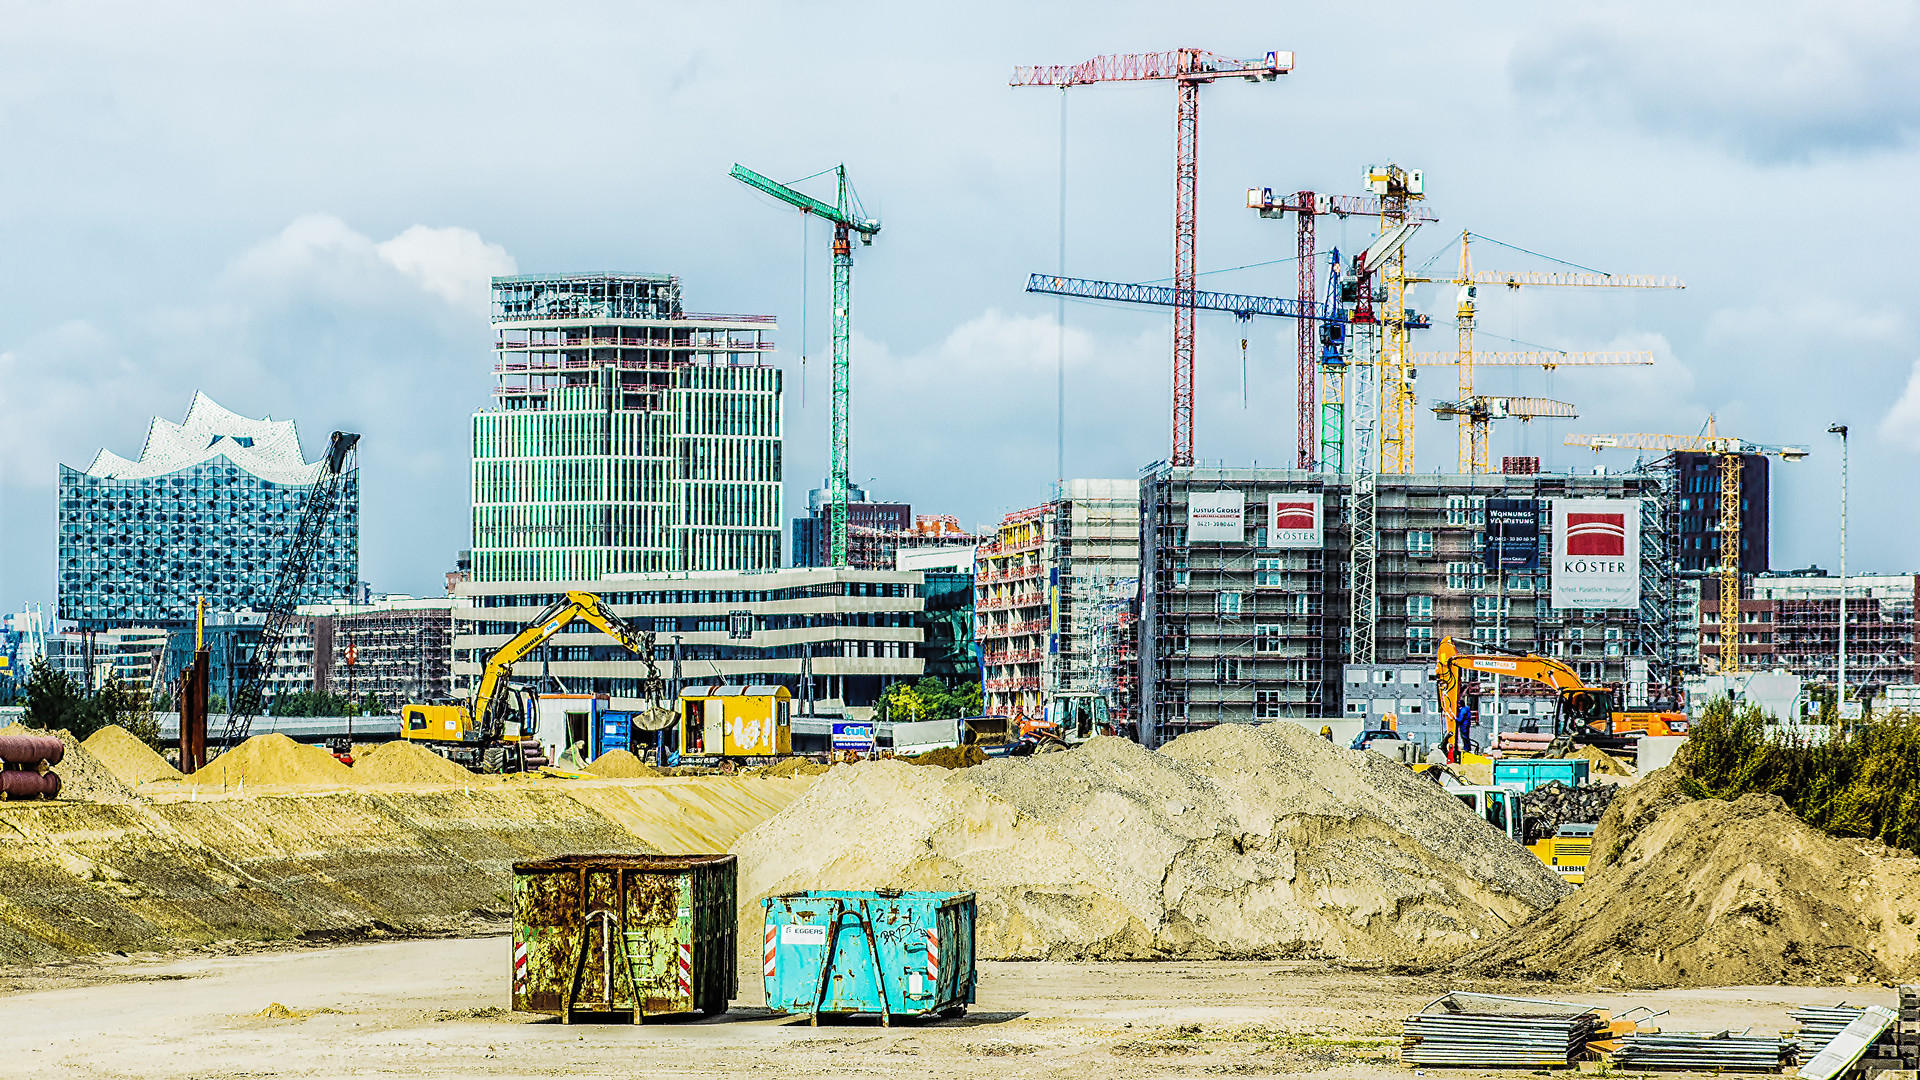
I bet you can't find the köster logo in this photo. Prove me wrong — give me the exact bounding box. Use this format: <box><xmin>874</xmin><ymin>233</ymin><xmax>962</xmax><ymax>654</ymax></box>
<box><xmin>1565</xmin><ymin>513</ymin><xmax>1626</xmax><ymax>557</ymax></box>
<box><xmin>1273</xmin><ymin>501</ymin><xmax>1317</xmax><ymax>529</ymax></box>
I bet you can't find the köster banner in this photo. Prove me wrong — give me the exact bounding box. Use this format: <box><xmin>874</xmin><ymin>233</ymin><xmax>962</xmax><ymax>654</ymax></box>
<box><xmin>1551</xmin><ymin>498</ymin><xmax>1641</xmax><ymax>609</ymax></box>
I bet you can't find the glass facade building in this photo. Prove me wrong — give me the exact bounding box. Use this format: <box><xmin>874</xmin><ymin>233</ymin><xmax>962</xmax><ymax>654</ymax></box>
<box><xmin>58</xmin><ymin>393</ymin><xmax>359</xmax><ymax>630</ymax></box>
<box><xmin>472</xmin><ymin>273</ymin><xmax>781</xmax><ymax>582</ymax></box>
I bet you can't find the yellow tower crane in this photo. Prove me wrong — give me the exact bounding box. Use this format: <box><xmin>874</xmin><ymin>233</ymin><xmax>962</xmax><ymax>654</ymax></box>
<box><xmin>1412</xmin><ymin>232</ymin><xmax>1685</xmax><ymax>473</ymax></box>
<box><xmin>1563</xmin><ymin>418</ymin><xmax>1807</xmax><ymax>674</ymax></box>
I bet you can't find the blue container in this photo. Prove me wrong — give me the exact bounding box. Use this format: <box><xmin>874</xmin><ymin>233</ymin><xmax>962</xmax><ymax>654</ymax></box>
<box><xmin>593</xmin><ymin>711</ymin><xmax>633</xmax><ymax>758</ymax></box>
<box><xmin>1491</xmin><ymin>758</ymin><xmax>1590</xmax><ymax>792</ymax></box>
<box><xmin>761</xmin><ymin>890</ymin><xmax>976</xmax><ymax>1025</ymax></box>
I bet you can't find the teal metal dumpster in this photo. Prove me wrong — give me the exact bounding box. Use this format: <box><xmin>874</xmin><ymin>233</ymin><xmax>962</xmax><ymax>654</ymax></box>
<box><xmin>761</xmin><ymin>889</ymin><xmax>976</xmax><ymax>1025</ymax></box>
<box><xmin>1491</xmin><ymin>758</ymin><xmax>1590</xmax><ymax>792</ymax></box>
<box><xmin>512</xmin><ymin>853</ymin><xmax>736</xmax><ymax>1023</ymax></box>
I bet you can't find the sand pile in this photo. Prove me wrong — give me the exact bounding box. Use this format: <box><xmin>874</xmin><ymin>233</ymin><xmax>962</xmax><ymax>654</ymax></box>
<box><xmin>1</xmin><ymin>722</ymin><xmax>138</xmax><ymax>803</ymax></box>
<box><xmin>586</xmin><ymin>750</ymin><xmax>661</xmax><ymax>779</ymax></box>
<box><xmin>733</xmin><ymin>723</ymin><xmax>1568</xmax><ymax>962</ymax></box>
<box><xmin>910</xmin><ymin>745</ymin><xmax>987</xmax><ymax>769</ymax></box>
<box><xmin>190</xmin><ymin>733</ymin><xmax>352</xmax><ymax>787</ymax></box>
<box><xmin>84</xmin><ymin>725</ymin><xmax>185</xmax><ymax>786</ymax></box>
<box><xmin>350</xmin><ymin>741</ymin><xmax>476</xmax><ymax>785</ymax></box>
<box><xmin>751</xmin><ymin>757</ymin><xmax>828</xmax><ymax>778</ymax></box>
<box><xmin>1571</xmin><ymin>744</ymin><xmax>1635</xmax><ymax>777</ymax></box>
<box><xmin>1455</xmin><ymin>769</ymin><xmax>1920</xmax><ymax>986</ymax></box>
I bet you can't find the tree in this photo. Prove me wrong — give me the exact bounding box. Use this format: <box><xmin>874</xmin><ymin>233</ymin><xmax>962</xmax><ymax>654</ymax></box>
<box><xmin>22</xmin><ymin>658</ymin><xmax>87</xmax><ymax>733</ymax></box>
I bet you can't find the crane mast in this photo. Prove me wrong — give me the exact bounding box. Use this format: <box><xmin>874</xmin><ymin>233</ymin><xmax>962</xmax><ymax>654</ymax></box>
<box><xmin>1564</xmin><ymin>419</ymin><xmax>1807</xmax><ymax>673</ymax></box>
<box><xmin>730</xmin><ymin>164</ymin><xmax>879</xmax><ymax>568</ymax></box>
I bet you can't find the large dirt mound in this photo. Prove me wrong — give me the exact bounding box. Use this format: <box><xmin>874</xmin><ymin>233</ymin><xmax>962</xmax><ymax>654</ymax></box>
<box><xmin>733</xmin><ymin>723</ymin><xmax>1568</xmax><ymax>962</ymax></box>
<box><xmin>190</xmin><ymin>734</ymin><xmax>352</xmax><ymax>787</ymax></box>
<box><xmin>0</xmin><ymin>776</ymin><xmax>816</xmax><ymax>964</ymax></box>
<box><xmin>1455</xmin><ymin>771</ymin><xmax>1920</xmax><ymax>986</ymax></box>
<box><xmin>350</xmin><ymin>741</ymin><xmax>476</xmax><ymax>785</ymax></box>
<box><xmin>83</xmin><ymin>725</ymin><xmax>185</xmax><ymax>786</ymax></box>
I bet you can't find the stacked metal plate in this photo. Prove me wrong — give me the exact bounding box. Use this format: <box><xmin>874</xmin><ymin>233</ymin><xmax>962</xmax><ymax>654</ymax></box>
<box><xmin>1612</xmin><ymin>1030</ymin><xmax>1799</xmax><ymax>1071</ymax></box>
<box><xmin>1402</xmin><ymin>992</ymin><xmax>1603</xmax><ymax>1068</ymax></box>
<box><xmin>1788</xmin><ymin>1005</ymin><xmax>1865</xmax><ymax>1046</ymax></box>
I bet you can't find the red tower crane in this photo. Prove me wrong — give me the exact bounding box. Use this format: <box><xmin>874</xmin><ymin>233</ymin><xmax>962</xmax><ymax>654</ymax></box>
<box><xmin>1013</xmin><ymin>49</ymin><xmax>1291</xmax><ymax>467</ymax></box>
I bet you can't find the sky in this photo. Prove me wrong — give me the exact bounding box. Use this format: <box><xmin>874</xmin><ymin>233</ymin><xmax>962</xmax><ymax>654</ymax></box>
<box><xmin>2</xmin><ymin>0</ymin><xmax>1917</xmax><ymax>616</ymax></box>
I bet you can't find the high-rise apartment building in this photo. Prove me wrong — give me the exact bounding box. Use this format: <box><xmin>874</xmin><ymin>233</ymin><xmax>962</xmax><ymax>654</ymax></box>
<box><xmin>1138</xmin><ymin>466</ymin><xmax>1679</xmax><ymax>747</ymax></box>
<box><xmin>58</xmin><ymin>392</ymin><xmax>359</xmax><ymax>629</ymax></box>
<box><xmin>472</xmin><ymin>273</ymin><xmax>781</xmax><ymax>582</ymax></box>
<box><xmin>976</xmin><ymin>480</ymin><xmax>1140</xmax><ymax>720</ymax></box>
<box><xmin>1699</xmin><ymin>571</ymin><xmax>1919</xmax><ymax>688</ymax></box>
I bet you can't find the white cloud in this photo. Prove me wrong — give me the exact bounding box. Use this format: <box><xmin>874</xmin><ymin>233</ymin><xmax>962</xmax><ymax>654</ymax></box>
<box><xmin>376</xmin><ymin>225</ymin><xmax>517</xmax><ymax>311</ymax></box>
<box><xmin>1880</xmin><ymin>359</ymin><xmax>1920</xmax><ymax>451</ymax></box>
<box><xmin>1511</xmin><ymin>0</ymin><xmax>1920</xmax><ymax>162</ymax></box>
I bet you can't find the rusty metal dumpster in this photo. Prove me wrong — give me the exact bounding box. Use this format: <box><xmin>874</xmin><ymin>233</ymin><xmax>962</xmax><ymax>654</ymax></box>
<box><xmin>511</xmin><ymin>853</ymin><xmax>736</xmax><ymax>1022</ymax></box>
<box><xmin>761</xmin><ymin>889</ymin><xmax>976</xmax><ymax>1024</ymax></box>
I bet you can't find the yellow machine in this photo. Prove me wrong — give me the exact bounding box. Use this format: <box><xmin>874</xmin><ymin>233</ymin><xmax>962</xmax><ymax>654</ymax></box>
<box><xmin>403</xmin><ymin>591</ymin><xmax>660</xmax><ymax>771</ymax></box>
<box><xmin>676</xmin><ymin>685</ymin><xmax>792</xmax><ymax>758</ymax></box>
<box><xmin>1530</xmin><ymin>823</ymin><xmax>1595</xmax><ymax>884</ymax></box>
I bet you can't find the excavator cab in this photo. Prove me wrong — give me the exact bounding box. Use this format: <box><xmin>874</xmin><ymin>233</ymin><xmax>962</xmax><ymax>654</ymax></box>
<box><xmin>1555</xmin><ymin>687</ymin><xmax>1617</xmax><ymax>739</ymax></box>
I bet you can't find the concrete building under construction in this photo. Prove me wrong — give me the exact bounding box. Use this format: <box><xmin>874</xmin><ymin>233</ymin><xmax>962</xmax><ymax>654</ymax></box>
<box><xmin>976</xmin><ymin>480</ymin><xmax>1141</xmax><ymax>721</ymax></box>
<box><xmin>472</xmin><ymin>273</ymin><xmax>781</xmax><ymax>583</ymax></box>
<box><xmin>1138</xmin><ymin>465</ymin><xmax>1679</xmax><ymax>747</ymax></box>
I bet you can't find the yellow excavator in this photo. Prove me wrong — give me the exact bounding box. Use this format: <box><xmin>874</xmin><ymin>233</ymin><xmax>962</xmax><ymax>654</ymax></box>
<box><xmin>403</xmin><ymin>591</ymin><xmax>665</xmax><ymax>771</ymax></box>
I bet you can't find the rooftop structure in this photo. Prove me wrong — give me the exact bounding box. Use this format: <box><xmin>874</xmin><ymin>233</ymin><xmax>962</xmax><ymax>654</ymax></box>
<box><xmin>473</xmin><ymin>273</ymin><xmax>781</xmax><ymax>582</ymax></box>
<box><xmin>58</xmin><ymin>392</ymin><xmax>359</xmax><ymax>629</ymax></box>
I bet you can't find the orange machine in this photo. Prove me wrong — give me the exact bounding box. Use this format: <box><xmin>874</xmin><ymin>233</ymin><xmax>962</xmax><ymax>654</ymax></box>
<box><xmin>1434</xmin><ymin>637</ymin><xmax>1677</xmax><ymax>753</ymax></box>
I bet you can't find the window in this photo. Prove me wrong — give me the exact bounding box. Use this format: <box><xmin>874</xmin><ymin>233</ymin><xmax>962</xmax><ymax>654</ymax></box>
<box><xmin>1407</xmin><ymin>626</ymin><xmax>1435</xmax><ymax>656</ymax></box>
<box><xmin>1255</xmin><ymin>557</ymin><xmax>1283</xmax><ymax>587</ymax></box>
<box><xmin>1446</xmin><ymin>495</ymin><xmax>1485</xmax><ymax>527</ymax></box>
<box><xmin>1446</xmin><ymin>562</ymin><xmax>1484</xmax><ymax>591</ymax></box>
<box><xmin>1173</xmin><ymin>557</ymin><xmax>1190</xmax><ymax>588</ymax></box>
<box><xmin>1254</xmin><ymin>689</ymin><xmax>1283</xmax><ymax>719</ymax></box>
<box><xmin>1216</xmin><ymin>591</ymin><xmax>1243</xmax><ymax>618</ymax></box>
<box><xmin>1255</xmin><ymin>623</ymin><xmax>1283</xmax><ymax>652</ymax></box>
<box><xmin>1471</xmin><ymin>596</ymin><xmax>1508</xmax><ymax>620</ymax></box>
<box><xmin>1408</xmin><ymin>531</ymin><xmax>1435</xmax><ymax>558</ymax></box>
<box><xmin>1506</xmin><ymin>574</ymin><xmax>1533</xmax><ymax>592</ymax></box>
<box><xmin>1406</xmin><ymin>595</ymin><xmax>1433</xmax><ymax>621</ymax></box>
<box><xmin>1215</xmin><ymin>657</ymin><xmax>1244</xmax><ymax>682</ymax></box>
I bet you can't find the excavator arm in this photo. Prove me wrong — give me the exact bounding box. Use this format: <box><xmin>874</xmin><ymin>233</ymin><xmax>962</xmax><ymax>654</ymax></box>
<box><xmin>471</xmin><ymin>590</ymin><xmax>657</xmax><ymax>736</ymax></box>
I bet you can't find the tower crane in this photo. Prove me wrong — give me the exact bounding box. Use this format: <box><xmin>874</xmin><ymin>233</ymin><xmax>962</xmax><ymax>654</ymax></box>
<box><xmin>1431</xmin><ymin>395</ymin><xmax>1579</xmax><ymax>430</ymax></box>
<box><xmin>1012</xmin><ymin>49</ymin><xmax>1291</xmax><ymax>467</ymax></box>
<box><xmin>1247</xmin><ymin>185</ymin><xmax>1439</xmax><ymax>469</ymax></box>
<box><xmin>1412</xmin><ymin>232</ymin><xmax>1684</xmax><ymax>473</ymax></box>
<box><xmin>1563</xmin><ymin>418</ymin><xmax>1807</xmax><ymax>674</ymax></box>
<box><xmin>730</xmin><ymin>164</ymin><xmax>880</xmax><ymax>568</ymax></box>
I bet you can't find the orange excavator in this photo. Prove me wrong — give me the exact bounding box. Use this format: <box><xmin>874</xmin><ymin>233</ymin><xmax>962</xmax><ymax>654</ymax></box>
<box><xmin>1435</xmin><ymin>637</ymin><xmax>1685</xmax><ymax>757</ymax></box>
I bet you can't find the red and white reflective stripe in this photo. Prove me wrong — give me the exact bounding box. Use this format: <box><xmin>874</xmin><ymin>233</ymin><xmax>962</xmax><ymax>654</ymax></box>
<box><xmin>925</xmin><ymin>927</ymin><xmax>939</xmax><ymax>987</ymax></box>
<box><xmin>513</xmin><ymin>940</ymin><xmax>529</xmax><ymax>994</ymax></box>
<box><xmin>763</xmin><ymin>925</ymin><xmax>777</xmax><ymax>978</ymax></box>
<box><xmin>677</xmin><ymin>943</ymin><xmax>693</xmax><ymax>999</ymax></box>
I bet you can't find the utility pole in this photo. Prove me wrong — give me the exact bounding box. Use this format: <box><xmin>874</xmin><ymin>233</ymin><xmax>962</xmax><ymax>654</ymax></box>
<box><xmin>1829</xmin><ymin>423</ymin><xmax>1849</xmax><ymax>716</ymax></box>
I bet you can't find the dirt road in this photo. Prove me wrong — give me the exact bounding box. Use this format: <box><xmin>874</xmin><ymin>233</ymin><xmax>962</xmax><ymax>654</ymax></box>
<box><xmin>0</xmin><ymin>937</ymin><xmax>1891</xmax><ymax>1078</ymax></box>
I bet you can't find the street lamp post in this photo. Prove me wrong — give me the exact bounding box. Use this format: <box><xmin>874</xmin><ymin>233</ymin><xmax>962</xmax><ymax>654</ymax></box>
<box><xmin>1828</xmin><ymin>423</ymin><xmax>1849</xmax><ymax>717</ymax></box>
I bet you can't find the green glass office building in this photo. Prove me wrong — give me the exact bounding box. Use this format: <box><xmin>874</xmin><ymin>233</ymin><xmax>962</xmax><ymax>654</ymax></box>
<box><xmin>472</xmin><ymin>273</ymin><xmax>781</xmax><ymax>581</ymax></box>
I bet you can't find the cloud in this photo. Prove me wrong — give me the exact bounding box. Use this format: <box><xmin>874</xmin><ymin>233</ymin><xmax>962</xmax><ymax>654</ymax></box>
<box><xmin>1880</xmin><ymin>359</ymin><xmax>1920</xmax><ymax>451</ymax></box>
<box><xmin>1510</xmin><ymin>1</ymin><xmax>1920</xmax><ymax>162</ymax></box>
<box><xmin>228</xmin><ymin>215</ymin><xmax>514</xmax><ymax>312</ymax></box>
<box><xmin>376</xmin><ymin>225</ymin><xmax>517</xmax><ymax>311</ymax></box>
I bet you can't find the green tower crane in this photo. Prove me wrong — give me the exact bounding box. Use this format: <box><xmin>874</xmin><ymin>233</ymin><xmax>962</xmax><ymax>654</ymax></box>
<box><xmin>729</xmin><ymin>163</ymin><xmax>881</xmax><ymax>568</ymax></box>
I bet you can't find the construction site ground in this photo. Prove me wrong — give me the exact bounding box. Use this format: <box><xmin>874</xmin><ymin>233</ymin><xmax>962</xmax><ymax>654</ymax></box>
<box><xmin>0</xmin><ymin>936</ymin><xmax>1892</xmax><ymax>1079</ymax></box>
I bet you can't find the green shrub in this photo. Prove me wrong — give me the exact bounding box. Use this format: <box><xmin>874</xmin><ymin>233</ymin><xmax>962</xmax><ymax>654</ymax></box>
<box><xmin>1678</xmin><ymin>699</ymin><xmax>1920</xmax><ymax>855</ymax></box>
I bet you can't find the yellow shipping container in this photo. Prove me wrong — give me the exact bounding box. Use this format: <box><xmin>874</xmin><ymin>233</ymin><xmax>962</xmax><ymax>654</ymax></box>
<box><xmin>679</xmin><ymin>685</ymin><xmax>793</xmax><ymax>757</ymax></box>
